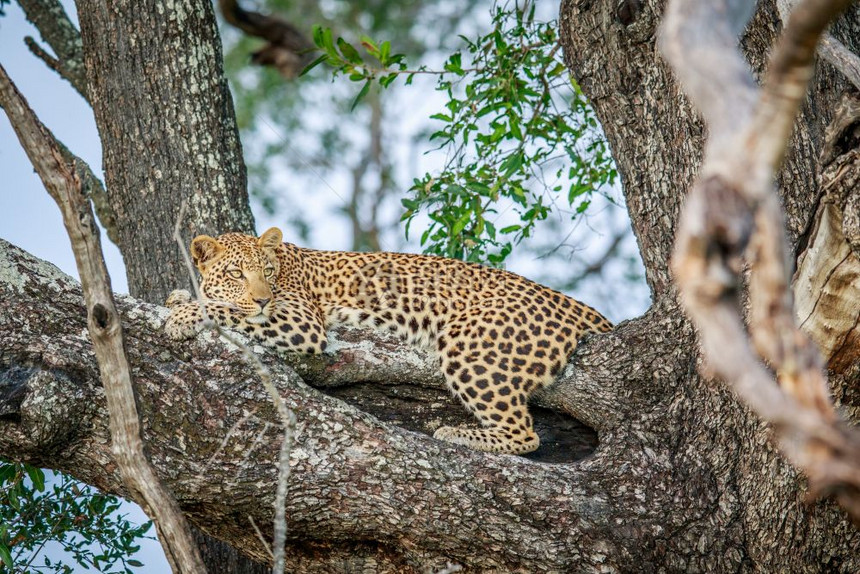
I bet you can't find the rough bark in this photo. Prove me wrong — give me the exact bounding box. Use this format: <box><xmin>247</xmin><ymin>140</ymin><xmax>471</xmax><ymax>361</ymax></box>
<box><xmin>795</xmin><ymin>94</ymin><xmax>860</xmax><ymax>377</ymax></box>
<box><xmin>67</xmin><ymin>0</ymin><xmax>267</xmax><ymax>569</ymax></box>
<box><xmin>74</xmin><ymin>0</ymin><xmax>255</xmax><ymax>302</ymax></box>
<box><xmin>2</xmin><ymin>236</ymin><xmax>859</xmax><ymax>573</ymax></box>
<box><xmin>2</xmin><ymin>0</ymin><xmax>860</xmax><ymax>571</ymax></box>
<box><xmin>662</xmin><ymin>0</ymin><xmax>860</xmax><ymax>519</ymax></box>
<box><xmin>559</xmin><ymin>0</ymin><xmax>860</xmax><ymax>565</ymax></box>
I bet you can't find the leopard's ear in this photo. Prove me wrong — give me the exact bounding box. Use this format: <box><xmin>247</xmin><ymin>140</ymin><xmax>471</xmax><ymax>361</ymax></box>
<box><xmin>257</xmin><ymin>227</ymin><xmax>283</xmax><ymax>251</ymax></box>
<box><xmin>190</xmin><ymin>235</ymin><xmax>225</xmax><ymax>272</ymax></box>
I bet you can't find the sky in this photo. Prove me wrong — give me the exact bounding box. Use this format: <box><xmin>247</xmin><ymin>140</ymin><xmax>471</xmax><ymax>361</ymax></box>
<box><xmin>1</xmin><ymin>1</ymin><xmax>650</xmax><ymax>571</ymax></box>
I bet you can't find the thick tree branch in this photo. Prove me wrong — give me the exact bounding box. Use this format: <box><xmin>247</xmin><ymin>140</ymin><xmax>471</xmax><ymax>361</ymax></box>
<box><xmin>662</xmin><ymin>0</ymin><xmax>860</xmax><ymax>522</ymax></box>
<box><xmin>0</xmin><ymin>238</ymin><xmax>709</xmax><ymax>571</ymax></box>
<box><xmin>0</xmin><ymin>63</ymin><xmax>206</xmax><ymax>572</ymax></box>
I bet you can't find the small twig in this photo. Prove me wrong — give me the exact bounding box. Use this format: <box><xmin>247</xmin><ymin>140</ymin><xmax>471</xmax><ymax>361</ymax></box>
<box><xmin>173</xmin><ymin>201</ymin><xmax>297</xmax><ymax>573</ymax></box>
<box><xmin>238</xmin><ymin>422</ymin><xmax>273</xmax><ymax>471</ymax></box>
<box><xmin>24</xmin><ymin>36</ymin><xmax>62</xmax><ymax>73</ymax></box>
<box><xmin>247</xmin><ymin>516</ymin><xmax>275</xmax><ymax>560</ymax></box>
<box><xmin>17</xmin><ymin>0</ymin><xmax>88</xmax><ymax>99</ymax></box>
<box><xmin>197</xmin><ymin>407</ymin><xmax>260</xmax><ymax>476</ymax></box>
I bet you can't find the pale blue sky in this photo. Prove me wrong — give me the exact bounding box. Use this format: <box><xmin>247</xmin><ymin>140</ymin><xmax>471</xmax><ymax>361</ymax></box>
<box><xmin>0</xmin><ymin>5</ymin><xmax>130</xmax><ymax>290</ymax></box>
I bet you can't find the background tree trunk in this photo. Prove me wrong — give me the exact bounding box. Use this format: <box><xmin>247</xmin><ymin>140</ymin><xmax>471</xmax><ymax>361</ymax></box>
<box><xmin>560</xmin><ymin>0</ymin><xmax>860</xmax><ymax>564</ymax></box>
<box><xmin>1</xmin><ymin>0</ymin><xmax>859</xmax><ymax>572</ymax></box>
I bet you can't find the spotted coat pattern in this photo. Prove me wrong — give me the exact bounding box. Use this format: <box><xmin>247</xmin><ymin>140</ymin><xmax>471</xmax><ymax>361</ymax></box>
<box><xmin>165</xmin><ymin>228</ymin><xmax>612</xmax><ymax>455</ymax></box>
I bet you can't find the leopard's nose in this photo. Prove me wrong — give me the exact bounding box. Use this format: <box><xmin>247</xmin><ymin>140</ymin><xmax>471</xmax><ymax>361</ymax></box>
<box><xmin>255</xmin><ymin>298</ymin><xmax>271</xmax><ymax>309</ymax></box>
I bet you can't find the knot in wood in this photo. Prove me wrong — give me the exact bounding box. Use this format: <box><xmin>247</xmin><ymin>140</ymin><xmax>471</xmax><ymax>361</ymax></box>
<box><xmin>616</xmin><ymin>0</ymin><xmax>642</xmax><ymax>26</ymax></box>
<box><xmin>92</xmin><ymin>303</ymin><xmax>111</xmax><ymax>329</ymax></box>
<box><xmin>700</xmin><ymin>175</ymin><xmax>753</xmax><ymax>267</ymax></box>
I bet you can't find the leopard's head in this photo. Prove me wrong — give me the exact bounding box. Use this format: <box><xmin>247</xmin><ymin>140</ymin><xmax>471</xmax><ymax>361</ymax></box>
<box><xmin>191</xmin><ymin>227</ymin><xmax>283</xmax><ymax>323</ymax></box>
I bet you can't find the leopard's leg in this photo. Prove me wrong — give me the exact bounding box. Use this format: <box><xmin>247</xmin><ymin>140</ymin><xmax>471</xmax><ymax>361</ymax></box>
<box><xmin>164</xmin><ymin>290</ymin><xmax>244</xmax><ymax>340</ymax></box>
<box><xmin>244</xmin><ymin>296</ymin><xmax>328</xmax><ymax>354</ymax></box>
<box><xmin>432</xmin><ymin>307</ymin><xmax>563</xmax><ymax>455</ymax></box>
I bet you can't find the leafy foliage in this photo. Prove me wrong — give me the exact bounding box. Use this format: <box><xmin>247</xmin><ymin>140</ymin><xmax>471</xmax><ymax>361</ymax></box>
<box><xmin>223</xmin><ymin>0</ymin><xmax>482</xmax><ymax>251</ymax></box>
<box><xmin>0</xmin><ymin>460</ymin><xmax>152</xmax><ymax>573</ymax></box>
<box><xmin>311</xmin><ymin>2</ymin><xmax>617</xmax><ymax>264</ymax></box>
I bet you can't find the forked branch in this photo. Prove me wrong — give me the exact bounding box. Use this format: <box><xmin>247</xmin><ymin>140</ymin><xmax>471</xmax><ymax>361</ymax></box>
<box><xmin>661</xmin><ymin>0</ymin><xmax>860</xmax><ymax>522</ymax></box>
<box><xmin>218</xmin><ymin>0</ymin><xmax>314</xmax><ymax>78</ymax></box>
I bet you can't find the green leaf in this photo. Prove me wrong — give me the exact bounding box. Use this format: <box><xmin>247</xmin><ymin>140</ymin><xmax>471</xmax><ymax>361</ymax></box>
<box><xmin>379</xmin><ymin>73</ymin><xmax>399</xmax><ymax>88</ymax></box>
<box><xmin>359</xmin><ymin>35</ymin><xmax>379</xmax><ymax>58</ymax></box>
<box><xmin>311</xmin><ymin>24</ymin><xmax>324</xmax><ymax>47</ymax></box>
<box><xmin>127</xmin><ymin>559</ymin><xmax>144</xmax><ymax>567</ymax></box>
<box><xmin>25</xmin><ymin>466</ymin><xmax>45</xmax><ymax>492</ymax></box>
<box><xmin>0</xmin><ymin>543</ymin><xmax>11</xmax><ymax>569</ymax></box>
<box><xmin>465</xmin><ymin>181</ymin><xmax>491</xmax><ymax>195</ymax></box>
<box><xmin>299</xmin><ymin>53</ymin><xmax>328</xmax><ymax>77</ymax></box>
<box><xmin>451</xmin><ymin>211</ymin><xmax>472</xmax><ymax>236</ymax></box>
<box><xmin>379</xmin><ymin>41</ymin><xmax>391</xmax><ymax>65</ymax></box>
<box><xmin>444</xmin><ymin>52</ymin><xmax>463</xmax><ymax>74</ymax></box>
<box><xmin>0</xmin><ymin>463</ymin><xmax>15</xmax><ymax>483</ymax></box>
<box><xmin>337</xmin><ymin>38</ymin><xmax>363</xmax><ymax>65</ymax></box>
<box><xmin>350</xmin><ymin>80</ymin><xmax>371</xmax><ymax>112</ymax></box>
<box><xmin>7</xmin><ymin>487</ymin><xmax>19</xmax><ymax>511</ymax></box>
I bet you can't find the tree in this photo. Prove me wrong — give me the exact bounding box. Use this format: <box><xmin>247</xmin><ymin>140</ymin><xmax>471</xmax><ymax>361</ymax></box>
<box><xmin>221</xmin><ymin>0</ymin><xmax>482</xmax><ymax>253</ymax></box>
<box><xmin>1</xmin><ymin>0</ymin><xmax>859</xmax><ymax>572</ymax></box>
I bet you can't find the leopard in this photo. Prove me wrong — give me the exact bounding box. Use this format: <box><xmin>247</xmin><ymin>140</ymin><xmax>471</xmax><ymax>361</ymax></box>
<box><xmin>165</xmin><ymin>227</ymin><xmax>612</xmax><ymax>455</ymax></box>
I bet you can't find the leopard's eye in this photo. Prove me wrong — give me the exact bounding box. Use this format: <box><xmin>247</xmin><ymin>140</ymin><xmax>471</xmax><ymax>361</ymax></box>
<box><xmin>227</xmin><ymin>269</ymin><xmax>243</xmax><ymax>279</ymax></box>
<box><xmin>264</xmin><ymin>267</ymin><xmax>275</xmax><ymax>278</ymax></box>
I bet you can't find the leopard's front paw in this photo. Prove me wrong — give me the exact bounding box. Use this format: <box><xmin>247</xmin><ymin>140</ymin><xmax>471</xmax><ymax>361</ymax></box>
<box><xmin>165</xmin><ymin>289</ymin><xmax>193</xmax><ymax>308</ymax></box>
<box><xmin>433</xmin><ymin>425</ymin><xmax>467</xmax><ymax>445</ymax></box>
<box><xmin>164</xmin><ymin>305</ymin><xmax>204</xmax><ymax>341</ymax></box>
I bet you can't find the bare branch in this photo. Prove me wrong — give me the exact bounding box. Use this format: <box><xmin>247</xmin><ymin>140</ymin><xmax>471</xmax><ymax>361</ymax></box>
<box><xmin>17</xmin><ymin>0</ymin><xmax>88</xmax><ymax>99</ymax></box>
<box><xmin>0</xmin><ymin>63</ymin><xmax>206</xmax><ymax>572</ymax></box>
<box><xmin>659</xmin><ymin>0</ymin><xmax>758</xmax><ymax>155</ymax></box>
<box><xmin>818</xmin><ymin>33</ymin><xmax>860</xmax><ymax>90</ymax></box>
<box><xmin>16</xmin><ymin>4</ymin><xmax>118</xmax><ymax>244</ymax></box>
<box><xmin>749</xmin><ymin>0</ymin><xmax>856</xmax><ymax>175</ymax></box>
<box><xmin>661</xmin><ymin>0</ymin><xmax>860</xmax><ymax>522</ymax></box>
<box><xmin>778</xmin><ymin>0</ymin><xmax>860</xmax><ymax>90</ymax></box>
<box><xmin>218</xmin><ymin>0</ymin><xmax>314</xmax><ymax>78</ymax></box>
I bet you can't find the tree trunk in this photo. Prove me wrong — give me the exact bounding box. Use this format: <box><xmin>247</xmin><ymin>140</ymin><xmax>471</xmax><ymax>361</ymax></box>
<box><xmin>1</xmin><ymin>0</ymin><xmax>859</xmax><ymax>572</ymax></box>
<box><xmin>75</xmin><ymin>0</ymin><xmax>255</xmax><ymax>302</ymax></box>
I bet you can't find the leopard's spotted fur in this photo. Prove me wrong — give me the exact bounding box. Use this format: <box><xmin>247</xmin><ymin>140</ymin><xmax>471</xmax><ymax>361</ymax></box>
<box><xmin>165</xmin><ymin>228</ymin><xmax>612</xmax><ymax>454</ymax></box>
